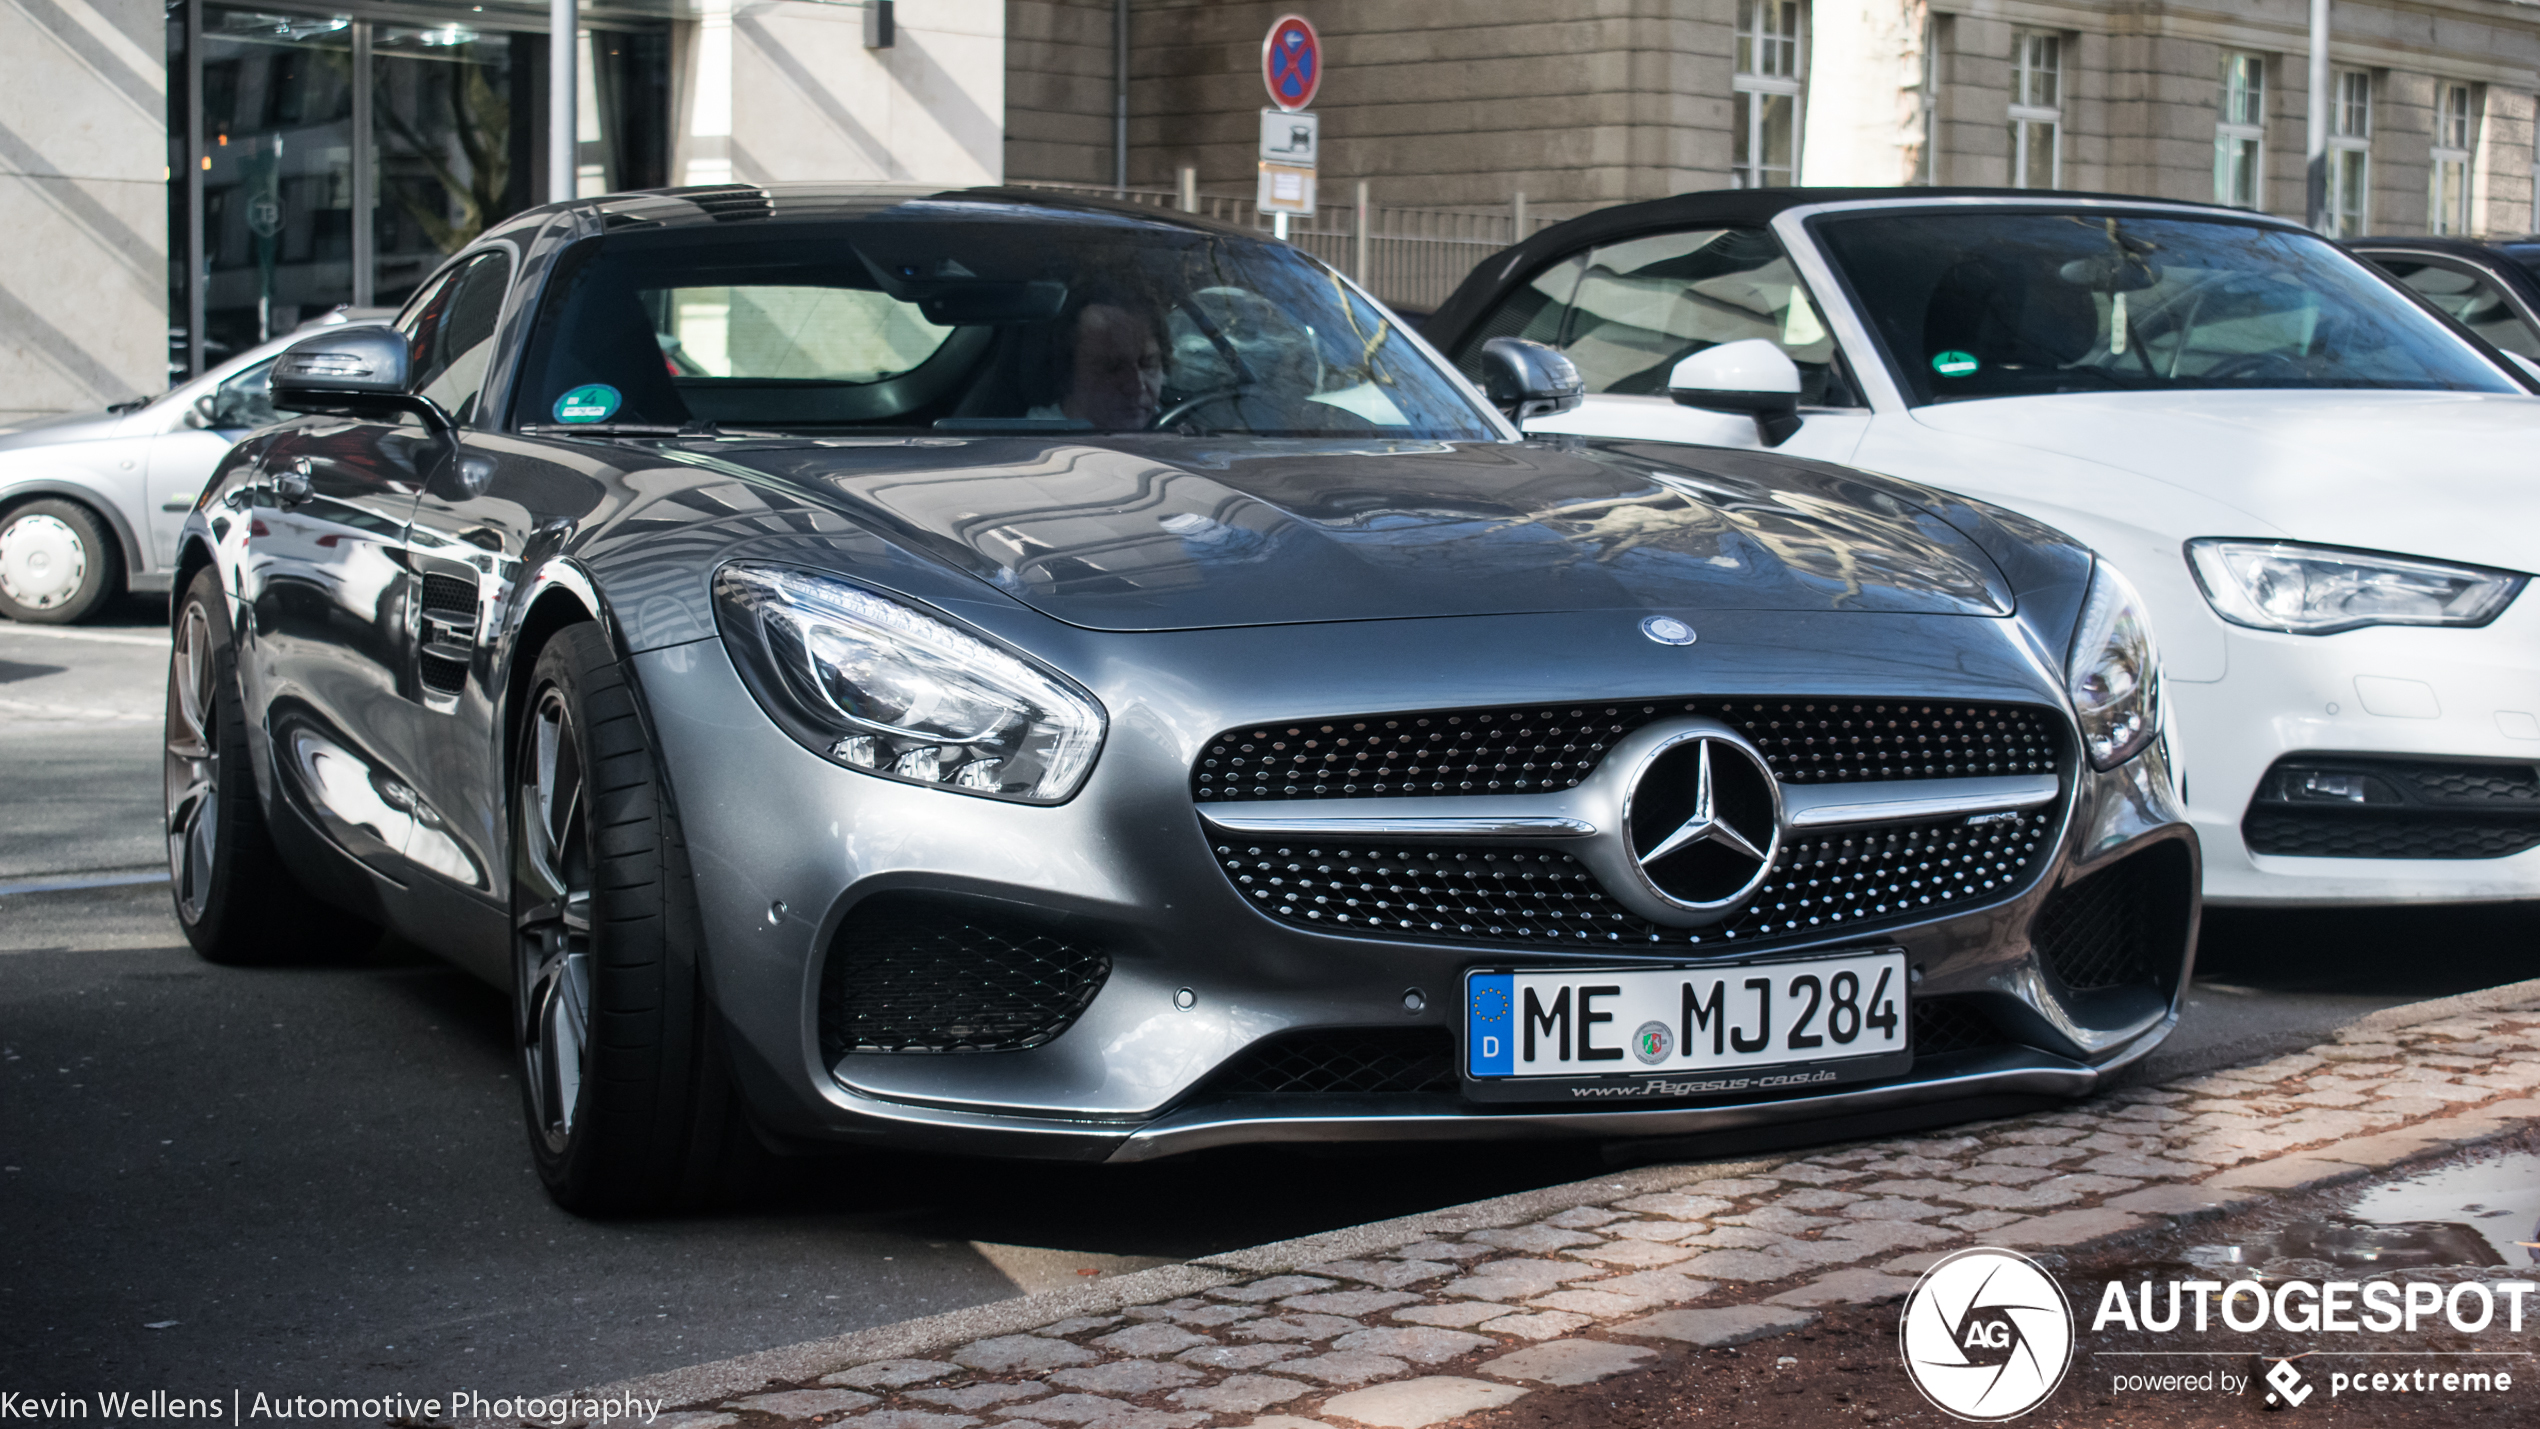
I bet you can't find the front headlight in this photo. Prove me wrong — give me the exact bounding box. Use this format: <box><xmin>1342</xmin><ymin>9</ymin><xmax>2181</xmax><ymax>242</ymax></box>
<box><xmin>2186</xmin><ymin>539</ymin><xmax>2524</xmax><ymax>635</ymax></box>
<box><xmin>713</xmin><ymin>564</ymin><xmax>1106</xmax><ymax>803</ymax></box>
<box><xmin>2068</xmin><ymin>562</ymin><xmax>2160</xmax><ymax>770</ymax></box>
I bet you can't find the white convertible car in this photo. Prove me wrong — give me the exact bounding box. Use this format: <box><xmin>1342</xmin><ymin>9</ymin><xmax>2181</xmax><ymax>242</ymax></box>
<box><xmin>1427</xmin><ymin>189</ymin><xmax>2540</xmax><ymax>908</ymax></box>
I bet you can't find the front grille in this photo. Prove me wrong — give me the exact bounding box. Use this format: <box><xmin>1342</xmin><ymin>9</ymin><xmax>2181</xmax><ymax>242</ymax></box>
<box><xmin>1211</xmin><ymin>807</ymin><xmax>2054</xmax><ymax>952</ymax></box>
<box><xmin>1911</xmin><ymin>997</ymin><xmax>2010</xmax><ymax>1057</ymax></box>
<box><xmin>1194</xmin><ymin>699</ymin><xmax>2061</xmax><ymax>802</ymax></box>
<box><xmin>819</xmin><ymin>894</ymin><xmax>1110</xmax><ymax>1058</ymax></box>
<box><xmin>2242</xmin><ymin>755</ymin><xmax>2540</xmax><ymax>860</ymax></box>
<box><xmin>2031</xmin><ymin>842</ymin><xmax>2193</xmax><ymax>993</ymax></box>
<box><xmin>1198</xmin><ymin>1028</ymin><xmax>1458</xmax><ymax>1099</ymax></box>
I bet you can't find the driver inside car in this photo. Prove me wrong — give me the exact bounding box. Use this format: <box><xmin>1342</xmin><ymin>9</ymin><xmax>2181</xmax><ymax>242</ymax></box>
<box><xmin>1025</xmin><ymin>286</ymin><xmax>1168</xmax><ymax>429</ymax></box>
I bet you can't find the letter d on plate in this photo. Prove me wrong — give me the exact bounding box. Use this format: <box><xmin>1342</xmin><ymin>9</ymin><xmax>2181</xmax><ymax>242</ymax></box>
<box><xmin>1468</xmin><ymin>973</ymin><xmax>1514</xmax><ymax>1076</ymax></box>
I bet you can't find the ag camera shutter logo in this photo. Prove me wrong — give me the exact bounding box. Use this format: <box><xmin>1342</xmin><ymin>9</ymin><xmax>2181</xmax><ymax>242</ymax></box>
<box><xmin>1900</xmin><ymin>1247</ymin><xmax>2075</xmax><ymax>1420</ymax></box>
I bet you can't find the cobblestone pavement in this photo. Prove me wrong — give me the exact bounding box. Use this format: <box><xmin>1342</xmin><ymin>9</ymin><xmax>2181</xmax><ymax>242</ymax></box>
<box><xmin>519</xmin><ymin>985</ymin><xmax>2540</xmax><ymax>1429</ymax></box>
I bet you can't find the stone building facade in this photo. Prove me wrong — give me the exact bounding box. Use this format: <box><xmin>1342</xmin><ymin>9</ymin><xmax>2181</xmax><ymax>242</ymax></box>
<box><xmin>1007</xmin><ymin>0</ymin><xmax>2540</xmax><ymax>239</ymax></box>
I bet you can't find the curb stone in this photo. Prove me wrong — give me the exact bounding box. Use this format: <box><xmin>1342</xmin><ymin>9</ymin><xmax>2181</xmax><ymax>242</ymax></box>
<box><xmin>478</xmin><ymin>977</ymin><xmax>2540</xmax><ymax>1428</ymax></box>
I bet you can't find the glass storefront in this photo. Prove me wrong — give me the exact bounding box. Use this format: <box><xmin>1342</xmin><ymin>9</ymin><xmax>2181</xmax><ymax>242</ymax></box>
<box><xmin>167</xmin><ymin>1</ymin><xmax>672</xmax><ymax>376</ymax></box>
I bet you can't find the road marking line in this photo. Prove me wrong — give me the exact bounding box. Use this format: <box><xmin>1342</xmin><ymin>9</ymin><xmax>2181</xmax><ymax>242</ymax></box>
<box><xmin>0</xmin><ymin>624</ymin><xmax>169</xmax><ymax>647</ymax></box>
<box><xmin>0</xmin><ymin>698</ymin><xmax>155</xmax><ymax>721</ymax></box>
<box><xmin>0</xmin><ymin>869</ymin><xmax>168</xmax><ymax>896</ymax></box>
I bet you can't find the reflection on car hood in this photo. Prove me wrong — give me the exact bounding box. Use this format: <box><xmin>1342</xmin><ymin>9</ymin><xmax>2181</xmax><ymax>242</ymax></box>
<box><xmin>1911</xmin><ymin>390</ymin><xmax>2540</xmax><ymax>573</ymax></box>
<box><xmin>707</xmin><ymin>436</ymin><xmax>2014</xmax><ymax>631</ymax></box>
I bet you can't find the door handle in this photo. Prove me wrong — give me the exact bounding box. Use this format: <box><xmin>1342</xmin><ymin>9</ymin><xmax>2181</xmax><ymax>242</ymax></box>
<box><xmin>275</xmin><ymin>460</ymin><xmax>313</xmax><ymax>507</ymax></box>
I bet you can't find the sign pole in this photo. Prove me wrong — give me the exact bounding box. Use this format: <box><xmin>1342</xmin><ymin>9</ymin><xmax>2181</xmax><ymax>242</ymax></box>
<box><xmin>550</xmin><ymin>0</ymin><xmax>578</xmax><ymax>202</ymax></box>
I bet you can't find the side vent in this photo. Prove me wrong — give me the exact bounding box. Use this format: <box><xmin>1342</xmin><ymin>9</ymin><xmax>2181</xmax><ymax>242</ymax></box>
<box><xmin>417</xmin><ymin>572</ymin><xmax>477</xmax><ymax>695</ymax></box>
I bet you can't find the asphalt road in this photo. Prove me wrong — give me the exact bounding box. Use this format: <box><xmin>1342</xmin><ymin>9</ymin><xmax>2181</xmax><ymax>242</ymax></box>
<box><xmin>2</xmin><ymin>603</ymin><xmax>2532</xmax><ymax>1409</ymax></box>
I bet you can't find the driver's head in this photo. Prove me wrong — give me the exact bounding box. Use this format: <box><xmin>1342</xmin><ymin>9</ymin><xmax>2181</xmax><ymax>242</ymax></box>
<box><xmin>1050</xmin><ymin>284</ymin><xmax>1166</xmax><ymax>429</ymax></box>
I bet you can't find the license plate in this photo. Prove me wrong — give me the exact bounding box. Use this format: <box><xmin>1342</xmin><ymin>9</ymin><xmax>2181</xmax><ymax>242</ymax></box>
<box><xmin>1461</xmin><ymin>949</ymin><xmax>1912</xmax><ymax>1103</ymax></box>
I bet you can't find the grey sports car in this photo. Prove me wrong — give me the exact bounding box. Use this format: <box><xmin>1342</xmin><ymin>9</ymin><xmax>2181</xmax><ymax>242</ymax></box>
<box><xmin>166</xmin><ymin>184</ymin><xmax>2196</xmax><ymax>1213</ymax></box>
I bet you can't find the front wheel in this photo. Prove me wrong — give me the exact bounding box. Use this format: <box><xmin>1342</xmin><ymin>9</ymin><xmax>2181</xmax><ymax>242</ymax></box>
<box><xmin>513</xmin><ymin>623</ymin><xmax>754</xmax><ymax>1214</ymax></box>
<box><xmin>0</xmin><ymin>498</ymin><xmax>120</xmax><ymax>624</ymax></box>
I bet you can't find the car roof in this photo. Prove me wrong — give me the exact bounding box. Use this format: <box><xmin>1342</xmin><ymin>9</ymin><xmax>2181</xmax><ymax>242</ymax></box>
<box><xmin>481</xmin><ymin>182</ymin><xmax>1263</xmax><ymax>245</ymax></box>
<box><xmin>2349</xmin><ymin>234</ymin><xmax>2540</xmax><ymax>254</ymax></box>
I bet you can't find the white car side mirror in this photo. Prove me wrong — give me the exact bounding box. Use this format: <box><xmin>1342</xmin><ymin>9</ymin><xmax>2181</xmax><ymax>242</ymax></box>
<box><xmin>1668</xmin><ymin>339</ymin><xmax>1804</xmax><ymax>446</ymax></box>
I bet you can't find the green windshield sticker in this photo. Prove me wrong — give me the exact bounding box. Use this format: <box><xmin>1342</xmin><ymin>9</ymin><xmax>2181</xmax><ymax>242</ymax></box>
<box><xmin>1931</xmin><ymin>350</ymin><xmax>1980</xmax><ymax>378</ymax></box>
<box><xmin>554</xmin><ymin>384</ymin><xmax>622</xmax><ymax>424</ymax></box>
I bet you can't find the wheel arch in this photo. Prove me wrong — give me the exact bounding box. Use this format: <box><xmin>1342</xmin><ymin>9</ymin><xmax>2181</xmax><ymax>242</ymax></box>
<box><xmin>0</xmin><ymin>479</ymin><xmax>145</xmax><ymax>590</ymax></box>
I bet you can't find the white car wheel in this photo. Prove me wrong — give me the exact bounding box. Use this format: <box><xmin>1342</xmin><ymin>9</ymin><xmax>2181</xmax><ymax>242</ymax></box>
<box><xmin>0</xmin><ymin>499</ymin><xmax>118</xmax><ymax>623</ymax></box>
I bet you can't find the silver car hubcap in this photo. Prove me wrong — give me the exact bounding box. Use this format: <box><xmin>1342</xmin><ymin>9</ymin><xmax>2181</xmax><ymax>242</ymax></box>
<box><xmin>165</xmin><ymin>600</ymin><xmax>220</xmax><ymax>923</ymax></box>
<box><xmin>0</xmin><ymin>513</ymin><xmax>87</xmax><ymax>608</ymax></box>
<box><xmin>517</xmin><ymin>688</ymin><xmax>592</xmax><ymax>1151</ymax></box>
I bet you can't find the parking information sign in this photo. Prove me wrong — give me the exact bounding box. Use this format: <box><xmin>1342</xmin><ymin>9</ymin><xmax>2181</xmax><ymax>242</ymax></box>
<box><xmin>1261</xmin><ymin>14</ymin><xmax>1321</xmax><ymax>112</ymax></box>
<box><xmin>1257</xmin><ymin>109</ymin><xmax>1317</xmax><ymax>216</ymax></box>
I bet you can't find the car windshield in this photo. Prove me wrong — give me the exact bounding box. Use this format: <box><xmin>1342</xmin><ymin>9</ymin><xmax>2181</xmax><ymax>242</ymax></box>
<box><xmin>512</xmin><ymin>206</ymin><xmax>1497</xmax><ymax>439</ymax></box>
<box><xmin>1813</xmin><ymin>210</ymin><xmax>2518</xmax><ymax>404</ymax></box>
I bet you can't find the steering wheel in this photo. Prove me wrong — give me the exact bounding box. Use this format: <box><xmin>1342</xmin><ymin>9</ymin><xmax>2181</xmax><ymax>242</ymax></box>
<box><xmin>2200</xmin><ymin>350</ymin><xmax>2307</xmax><ymax>382</ymax></box>
<box><xmin>1150</xmin><ymin>384</ymin><xmax>1270</xmax><ymax>431</ymax></box>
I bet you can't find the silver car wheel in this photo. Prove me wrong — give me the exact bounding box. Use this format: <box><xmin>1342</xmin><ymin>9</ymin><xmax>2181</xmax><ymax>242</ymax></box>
<box><xmin>516</xmin><ymin>687</ymin><xmax>593</xmax><ymax>1151</ymax></box>
<box><xmin>0</xmin><ymin>512</ymin><xmax>87</xmax><ymax>609</ymax></box>
<box><xmin>164</xmin><ymin>598</ymin><xmax>220</xmax><ymax>924</ymax></box>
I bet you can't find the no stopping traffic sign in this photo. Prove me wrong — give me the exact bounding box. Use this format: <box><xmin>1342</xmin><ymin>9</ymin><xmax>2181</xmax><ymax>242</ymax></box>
<box><xmin>1262</xmin><ymin>15</ymin><xmax>1321</xmax><ymax>112</ymax></box>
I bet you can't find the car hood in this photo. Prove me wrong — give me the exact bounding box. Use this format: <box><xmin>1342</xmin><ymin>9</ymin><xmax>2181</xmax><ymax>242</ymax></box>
<box><xmin>1910</xmin><ymin>390</ymin><xmax>2540</xmax><ymax>573</ymax></box>
<box><xmin>698</xmin><ymin>435</ymin><xmax>2014</xmax><ymax>631</ymax></box>
<box><xmin>0</xmin><ymin>410</ymin><xmax>120</xmax><ymax>445</ymax></box>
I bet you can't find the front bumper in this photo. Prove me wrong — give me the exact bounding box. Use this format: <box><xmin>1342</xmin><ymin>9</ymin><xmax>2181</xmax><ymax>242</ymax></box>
<box><xmin>633</xmin><ymin>606</ymin><xmax>2197</xmax><ymax>1161</ymax></box>
<box><xmin>2174</xmin><ymin>596</ymin><xmax>2540</xmax><ymax>906</ymax></box>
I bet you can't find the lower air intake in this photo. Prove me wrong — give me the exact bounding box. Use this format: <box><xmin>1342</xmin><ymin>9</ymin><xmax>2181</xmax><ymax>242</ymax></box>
<box><xmin>1198</xmin><ymin>1029</ymin><xmax>1458</xmax><ymax>1098</ymax></box>
<box><xmin>1911</xmin><ymin>997</ymin><xmax>2009</xmax><ymax>1057</ymax></box>
<box><xmin>819</xmin><ymin>894</ymin><xmax>1109</xmax><ymax>1058</ymax></box>
<box><xmin>2030</xmin><ymin>841</ymin><xmax>2194</xmax><ymax>993</ymax></box>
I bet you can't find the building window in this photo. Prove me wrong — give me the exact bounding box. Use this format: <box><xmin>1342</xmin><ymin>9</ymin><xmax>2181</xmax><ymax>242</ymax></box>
<box><xmin>1733</xmin><ymin>0</ymin><xmax>1803</xmax><ymax>188</ymax></box>
<box><xmin>2214</xmin><ymin>53</ymin><xmax>2266</xmax><ymax>209</ymax></box>
<box><xmin>2007</xmin><ymin>31</ymin><xmax>2062</xmax><ymax>189</ymax></box>
<box><xmin>2430</xmin><ymin>82</ymin><xmax>2477</xmax><ymax>235</ymax></box>
<box><xmin>2326</xmin><ymin>69</ymin><xmax>2372</xmax><ymax>237</ymax></box>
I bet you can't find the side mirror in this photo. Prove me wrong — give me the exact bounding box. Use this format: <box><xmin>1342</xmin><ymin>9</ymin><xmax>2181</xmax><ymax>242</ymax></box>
<box><xmin>184</xmin><ymin>395</ymin><xmax>219</xmax><ymax>430</ymax></box>
<box><xmin>270</xmin><ymin>328</ymin><xmax>453</xmax><ymax>433</ymax></box>
<box><xmin>1479</xmin><ymin>337</ymin><xmax>1584</xmax><ymax>422</ymax></box>
<box><xmin>1668</xmin><ymin>339</ymin><xmax>1804</xmax><ymax>447</ymax></box>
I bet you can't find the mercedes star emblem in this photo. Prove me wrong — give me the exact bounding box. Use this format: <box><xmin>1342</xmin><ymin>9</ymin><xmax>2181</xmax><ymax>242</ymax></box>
<box><xmin>1622</xmin><ymin>727</ymin><xmax>1782</xmax><ymax>916</ymax></box>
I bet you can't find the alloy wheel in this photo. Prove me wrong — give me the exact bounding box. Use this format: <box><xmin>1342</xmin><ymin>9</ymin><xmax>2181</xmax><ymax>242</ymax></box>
<box><xmin>516</xmin><ymin>687</ymin><xmax>594</xmax><ymax>1151</ymax></box>
<box><xmin>164</xmin><ymin>599</ymin><xmax>220</xmax><ymax>923</ymax></box>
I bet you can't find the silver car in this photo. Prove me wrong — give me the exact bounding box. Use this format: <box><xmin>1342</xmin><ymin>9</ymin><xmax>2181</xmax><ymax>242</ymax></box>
<box><xmin>0</xmin><ymin>316</ymin><xmax>384</xmax><ymax>623</ymax></box>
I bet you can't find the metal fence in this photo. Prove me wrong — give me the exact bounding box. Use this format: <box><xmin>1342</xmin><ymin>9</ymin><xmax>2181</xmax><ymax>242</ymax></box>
<box><xmin>1007</xmin><ymin>180</ymin><xmax>1553</xmax><ymax>315</ymax></box>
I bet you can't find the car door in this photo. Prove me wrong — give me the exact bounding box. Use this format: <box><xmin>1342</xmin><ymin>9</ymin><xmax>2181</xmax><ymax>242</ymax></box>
<box><xmin>2360</xmin><ymin>250</ymin><xmax>2540</xmax><ymax>365</ymax></box>
<box><xmin>237</xmin><ymin>277</ymin><xmax>458</xmax><ymax>888</ymax></box>
<box><xmin>145</xmin><ymin>356</ymin><xmax>282</xmax><ymax>568</ymax></box>
<box><xmin>1450</xmin><ymin>226</ymin><xmax>1873</xmax><ymax>462</ymax></box>
<box><xmin>396</xmin><ymin>247</ymin><xmax>611</xmax><ymax>924</ymax></box>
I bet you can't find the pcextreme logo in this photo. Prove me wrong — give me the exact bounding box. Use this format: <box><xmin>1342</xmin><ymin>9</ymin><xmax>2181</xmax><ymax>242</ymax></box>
<box><xmin>1899</xmin><ymin>1247</ymin><xmax>2076</xmax><ymax>1420</ymax></box>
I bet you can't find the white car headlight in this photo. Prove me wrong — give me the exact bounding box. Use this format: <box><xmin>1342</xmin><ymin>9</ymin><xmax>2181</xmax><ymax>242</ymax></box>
<box><xmin>2068</xmin><ymin>562</ymin><xmax>2160</xmax><ymax>771</ymax></box>
<box><xmin>2186</xmin><ymin>539</ymin><xmax>2524</xmax><ymax>635</ymax></box>
<box><xmin>714</xmin><ymin>564</ymin><xmax>1106</xmax><ymax>803</ymax></box>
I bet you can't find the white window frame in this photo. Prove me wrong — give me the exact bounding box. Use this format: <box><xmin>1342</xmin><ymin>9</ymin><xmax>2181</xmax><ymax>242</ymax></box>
<box><xmin>1732</xmin><ymin>0</ymin><xmax>1805</xmax><ymax>188</ymax></box>
<box><xmin>2430</xmin><ymin>82</ymin><xmax>2477</xmax><ymax>236</ymax></box>
<box><xmin>2214</xmin><ymin>53</ymin><xmax>2266</xmax><ymax>210</ymax></box>
<box><xmin>2326</xmin><ymin>69</ymin><xmax>2373</xmax><ymax>238</ymax></box>
<box><xmin>2007</xmin><ymin>31</ymin><xmax>2063</xmax><ymax>190</ymax></box>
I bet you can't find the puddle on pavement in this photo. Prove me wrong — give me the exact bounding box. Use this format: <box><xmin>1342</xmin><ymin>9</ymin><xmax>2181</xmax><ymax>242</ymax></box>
<box><xmin>2182</xmin><ymin>1148</ymin><xmax>2540</xmax><ymax>1280</ymax></box>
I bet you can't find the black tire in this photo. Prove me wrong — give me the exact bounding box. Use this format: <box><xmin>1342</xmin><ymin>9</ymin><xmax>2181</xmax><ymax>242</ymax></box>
<box><xmin>165</xmin><ymin>567</ymin><xmax>374</xmax><ymax>963</ymax></box>
<box><xmin>513</xmin><ymin>623</ymin><xmax>756</xmax><ymax>1215</ymax></box>
<box><xmin>0</xmin><ymin>497</ymin><xmax>121</xmax><ymax>624</ymax></box>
